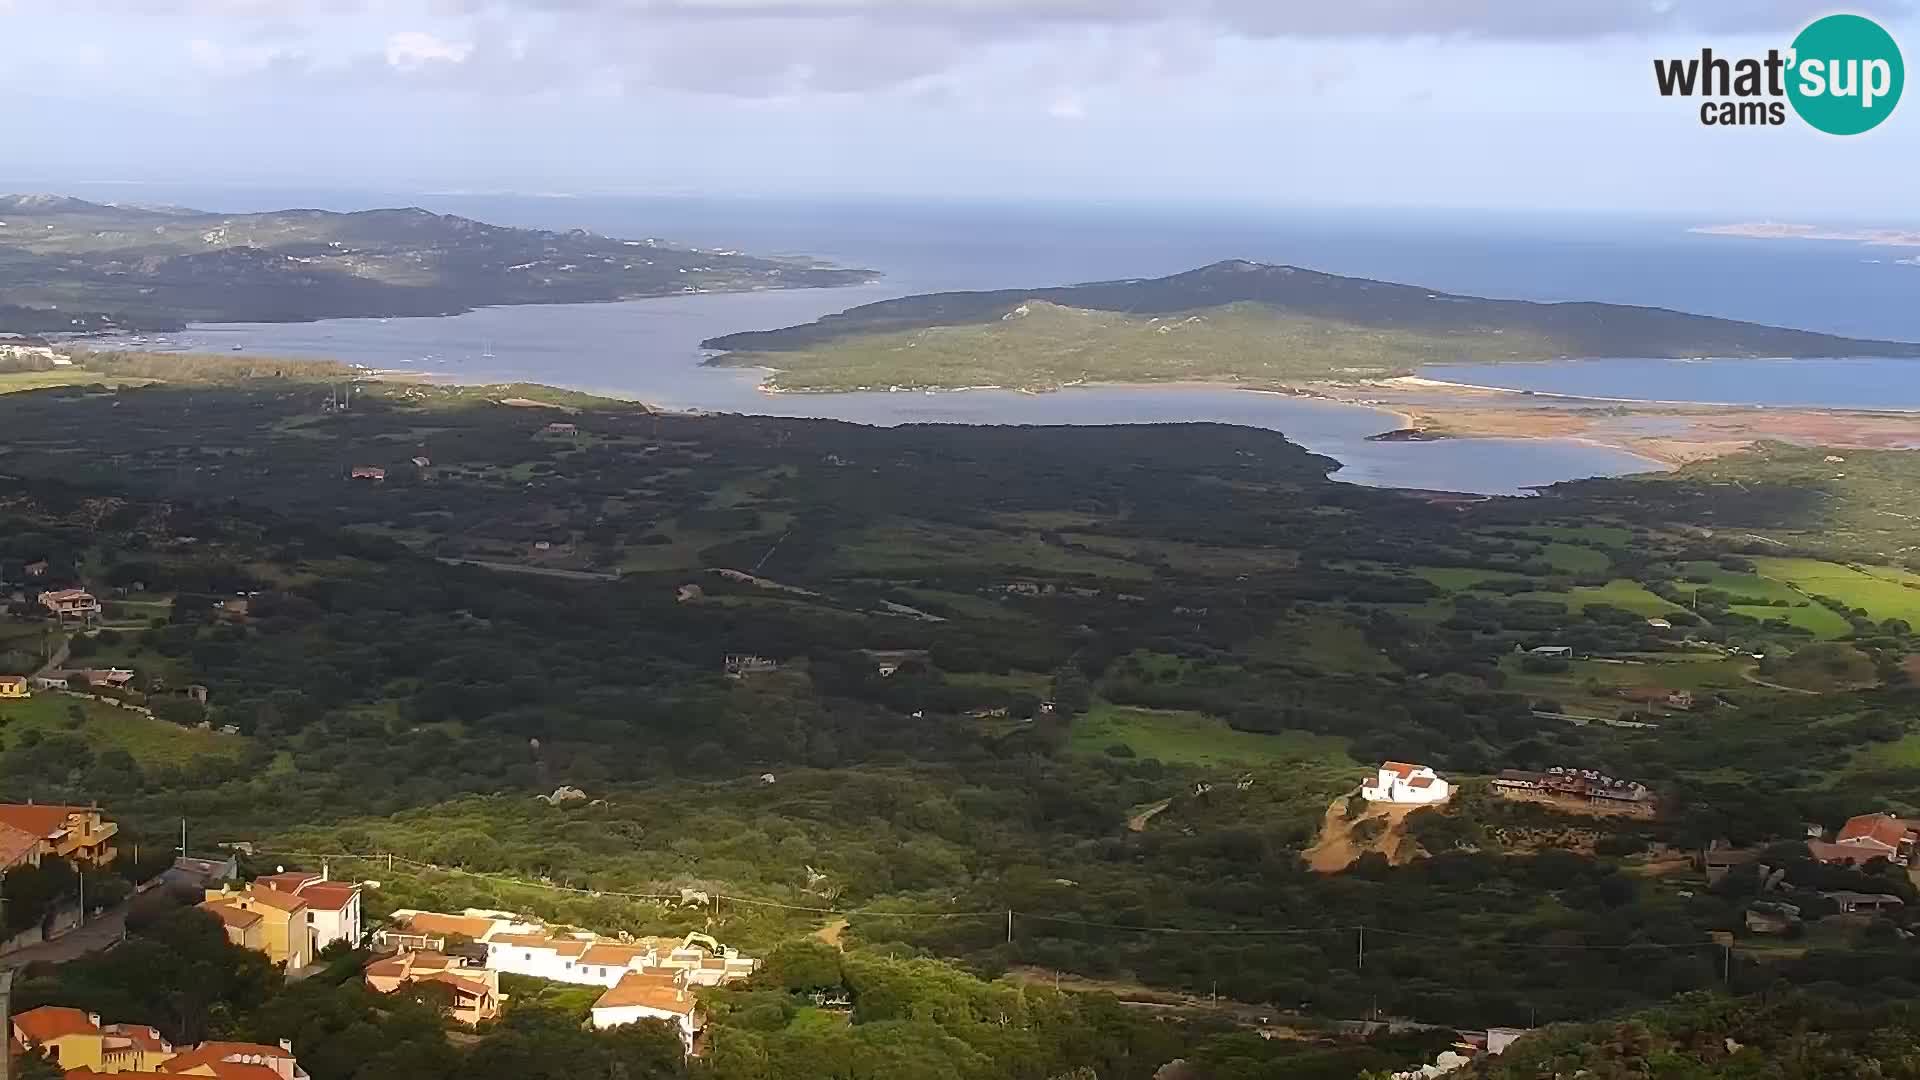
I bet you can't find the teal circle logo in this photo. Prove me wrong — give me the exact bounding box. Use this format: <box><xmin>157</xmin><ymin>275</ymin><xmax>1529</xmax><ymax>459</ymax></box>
<box><xmin>1788</xmin><ymin>14</ymin><xmax>1904</xmax><ymax>134</ymax></box>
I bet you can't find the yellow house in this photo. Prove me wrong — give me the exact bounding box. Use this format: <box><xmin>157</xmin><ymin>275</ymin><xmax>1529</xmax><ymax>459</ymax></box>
<box><xmin>0</xmin><ymin>674</ymin><xmax>28</xmax><ymax>698</ymax></box>
<box><xmin>12</xmin><ymin>1006</ymin><xmax>106</xmax><ymax>1071</ymax></box>
<box><xmin>0</xmin><ymin>803</ymin><xmax>119</xmax><ymax>868</ymax></box>
<box><xmin>201</xmin><ymin>884</ymin><xmax>314</xmax><ymax>970</ymax></box>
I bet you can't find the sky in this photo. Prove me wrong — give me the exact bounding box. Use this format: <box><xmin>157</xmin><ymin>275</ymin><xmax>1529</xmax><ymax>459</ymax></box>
<box><xmin>4</xmin><ymin>0</ymin><xmax>1920</xmax><ymax>218</ymax></box>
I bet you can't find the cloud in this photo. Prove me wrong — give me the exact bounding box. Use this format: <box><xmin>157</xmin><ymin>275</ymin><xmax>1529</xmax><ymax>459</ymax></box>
<box><xmin>385</xmin><ymin>30</ymin><xmax>472</xmax><ymax>70</ymax></box>
<box><xmin>20</xmin><ymin>0</ymin><xmax>1920</xmax><ymax>104</ymax></box>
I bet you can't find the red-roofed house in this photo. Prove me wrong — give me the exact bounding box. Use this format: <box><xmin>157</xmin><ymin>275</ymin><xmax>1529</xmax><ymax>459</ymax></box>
<box><xmin>253</xmin><ymin>868</ymin><xmax>363</xmax><ymax>954</ymax></box>
<box><xmin>159</xmin><ymin>1039</ymin><xmax>307</xmax><ymax>1080</ymax></box>
<box><xmin>364</xmin><ymin>950</ymin><xmax>502</xmax><ymax>1024</ymax></box>
<box><xmin>38</xmin><ymin>589</ymin><xmax>100</xmax><ymax>623</ymax></box>
<box><xmin>1360</xmin><ymin>761</ymin><xmax>1452</xmax><ymax>805</ymax></box>
<box><xmin>591</xmin><ymin>971</ymin><xmax>701</xmax><ymax>1052</ymax></box>
<box><xmin>1821</xmin><ymin>813</ymin><xmax>1920</xmax><ymax>866</ymax></box>
<box><xmin>0</xmin><ymin>804</ymin><xmax>119</xmax><ymax>868</ymax></box>
<box><xmin>200</xmin><ymin>885</ymin><xmax>312</xmax><ymax>970</ymax></box>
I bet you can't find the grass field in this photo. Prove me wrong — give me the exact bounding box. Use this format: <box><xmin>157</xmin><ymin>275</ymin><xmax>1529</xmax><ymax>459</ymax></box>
<box><xmin>1070</xmin><ymin>534</ymin><xmax>1299</xmax><ymax>577</ymax></box>
<box><xmin>1539</xmin><ymin>543</ymin><xmax>1612</xmax><ymax>574</ymax></box>
<box><xmin>1247</xmin><ymin>615</ymin><xmax>1397</xmax><ymax>674</ymax></box>
<box><xmin>1068</xmin><ymin>702</ymin><xmax>1354</xmax><ymax>769</ymax></box>
<box><xmin>1509</xmin><ymin>579</ymin><xmax>1681</xmax><ymax>618</ymax></box>
<box><xmin>1752</xmin><ymin>557</ymin><xmax>1920</xmax><ymax>625</ymax></box>
<box><xmin>0</xmin><ymin>692</ymin><xmax>243</xmax><ymax>766</ymax></box>
<box><xmin>1729</xmin><ymin>603</ymin><xmax>1853</xmax><ymax>638</ymax></box>
<box><xmin>830</xmin><ymin>520</ymin><xmax>1150</xmax><ymax>579</ymax></box>
<box><xmin>0</xmin><ymin>369</ymin><xmax>157</xmax><ymax>394</ymax></box>
<box><xmin>1505</xmin><ymin>524</ymin><xmax>1636</xmax><ymax>547</ymax></box>
<box><xmin>1409</xmin><ymin>566</ymin><xmax>1533</xmax><ymax>592</ymax></box>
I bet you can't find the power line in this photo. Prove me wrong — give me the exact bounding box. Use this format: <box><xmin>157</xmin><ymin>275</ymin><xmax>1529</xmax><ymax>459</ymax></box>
<box><xmin>258</xmin><ymin>847</ymin><xmax>1728</xmax><ymax>955</ymax></box>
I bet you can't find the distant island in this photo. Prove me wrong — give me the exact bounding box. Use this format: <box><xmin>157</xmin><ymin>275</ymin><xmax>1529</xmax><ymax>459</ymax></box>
<box><xmin>702</xmin><ymin>259</ymin><xmax>1920</xmax><ymax>392</ymax></box>
<box><xmin>0</xmin><ymin>194</ymin><xmax>873</xmax><ymax>335</ymax></box>
<box><xmin>1693</xmin><ymin>222</ymin><xmax>1920</xmax><ymax>246</ymax></box>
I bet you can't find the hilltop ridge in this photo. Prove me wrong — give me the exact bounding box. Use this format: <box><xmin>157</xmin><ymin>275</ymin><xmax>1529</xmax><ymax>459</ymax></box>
<box><xmin>0</xmin><ymin>195</ymin><xmax>872</xmax><ymax>335</ymax></box>
<box><xmin>702</xmin><ymin>259</ymin><xmax>1920</xmax><ymax>392</ymax></box>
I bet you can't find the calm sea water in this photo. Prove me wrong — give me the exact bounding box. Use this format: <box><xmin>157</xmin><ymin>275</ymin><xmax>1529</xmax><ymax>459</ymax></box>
<box><xmin>80</xmin><ymin>188</ymin><xmax>1920</xmax><ymax>493</ymax></box>
<box><xmin>1421</xmin><ymin>357</ymin><xmax>1920</xmax><ymax>411</ymax></box>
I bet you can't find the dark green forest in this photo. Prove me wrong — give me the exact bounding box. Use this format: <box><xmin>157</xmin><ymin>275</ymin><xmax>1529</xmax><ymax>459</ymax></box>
<box><xmin>4</xmin><ymin>373</ymin><xmax>1920</xmax><ymax>1078</ymax></box>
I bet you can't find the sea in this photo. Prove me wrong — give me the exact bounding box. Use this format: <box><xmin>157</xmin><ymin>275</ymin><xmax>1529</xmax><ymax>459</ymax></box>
<box><xmin>70</xmin><ymin>186</ymin><xmax>1920</xmax><ymax>495</ymax></box>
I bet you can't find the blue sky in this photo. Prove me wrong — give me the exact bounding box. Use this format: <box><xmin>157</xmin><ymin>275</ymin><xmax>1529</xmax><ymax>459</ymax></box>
<box><xmin>4</xmin><ymin>0</ymin><xmax>1918</xmax><ymax>218</ymax></box>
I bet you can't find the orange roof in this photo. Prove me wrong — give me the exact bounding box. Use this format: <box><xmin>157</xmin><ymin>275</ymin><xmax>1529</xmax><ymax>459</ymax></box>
<box><xmin>297</xmin><ymin>882</ymin><xmax>358</xmax><ymax>911</ymax></box>
<box><xmin>400</xmin><ymin>912</ymin><xmax>499</xmax><ymax>940</ymax></box>
<box><xmin>1408</xmin><ymin>776</ymin><xmax>1436</xmax><ymax>789</ymax></box>
<box><xmin>102</xmin><ymin>1024</ymin><xmax>167</xmax><ymax>1052</ymax></box>
<box><xmin>254</xmin><ymin>872</ymin><xmax>320</xmax><ymax>894</ymax></box>
<box><xmin>365</xmin><ymin>956</ymin><xmax>410</xmax><ymax>979</ymax></box>
<box><xmin>420</xmin><ymin>971</ymin><xmax>493</xmax><ymax>998</ymax></box>
<box><xmin>594</xmin><ymin>972</ymin><xmax>696</xmax><ymax>1015</ymax></box>
<box><xmin>1380</xmin><ymin>761</ymin><xmax>1419</xmax><ymax>778</ymax></box>
<box><xmin>579</xmin><ymin>943</ymin><xmax>649</xmax><ymax>966</ymax></box>
<box><xmin>166</xmin><ymin>1063</ymin><xmax>286</xmax><ymax>1080</ymax></box>
<box><xmin>161</xmin><ymin>1042</ymin><xmax>294</xmax><ymax>1071</ymax></box>
<box><xmin>237</xmin><ymin>886</ymin><xmax>307</xmax><ymax>914</ymax></box>
<box><xmin>14</xmin><ymin>1006</ymin><xmax>101</xmax><ymax>1043</ymax></box>
<box><xmin>0</xmin><ymin>822</ymin><xmax>42</xmax><ymax>867</ymax></box>
<box><xmin>0</xmin><ymin>804</ymin><xmax>86</xmax><ymax>839</ymax></box>
<box><xmin>1837</xmin><ymin>813</ymin><xmax>1912</xmax><ymax>852</ymax></box>
<box><xmin>488</xmin><ymin>932</ymin><xmax>556</xmax><ymax>948</ymax></box>
<box><xmin>552</xmin><ymin>940</ymin><xmax>589</xmax><ymax>957</ymax></box>
<box><xmin>199</xmin><ymin>901</ymin><xmax>263</xmax><ymax>930</ymax></box>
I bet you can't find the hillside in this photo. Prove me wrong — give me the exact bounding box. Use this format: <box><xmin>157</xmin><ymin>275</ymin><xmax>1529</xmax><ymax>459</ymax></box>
<box><xmin>0</xmin><ymin>194</ymin><xmax>871</xmax><ymax>334</ymax></box>
<box><xmin>703</xmin><ymin>259</ymin><xmax>1920</xmax><ymax>391</ymax></box>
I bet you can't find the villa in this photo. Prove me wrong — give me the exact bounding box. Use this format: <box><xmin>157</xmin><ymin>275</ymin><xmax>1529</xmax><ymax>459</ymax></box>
<box><xmin>1360</xmin><ymin>761</ymin><xmax>1452</xmax><ymax>805</ymax></box>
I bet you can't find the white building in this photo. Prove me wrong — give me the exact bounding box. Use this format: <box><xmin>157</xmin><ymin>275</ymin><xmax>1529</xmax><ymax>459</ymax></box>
<box><xmin>1361</xmin><ymin>761</ymin><xmax>1452</xmax><ymax>805</ymax></box>
<box><xmin>385</xmin><ymin>909</ymin><xmax>757</xmax><ymax>993</ymax></box>
<box><xmin>591</xmin><ymin>971</ymin><xmax>701</xmax><ymax>1052</ymax></box>
<box><xmin>255</xmin><ymin>868</ymin><xmax>364</xmax><ymax>954</ymax></box>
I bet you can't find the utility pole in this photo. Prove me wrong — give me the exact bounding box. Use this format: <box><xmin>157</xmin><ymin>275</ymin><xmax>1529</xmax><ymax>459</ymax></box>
<box><xmin>1357</xmin><ymin>926</ymin><xmax>1365</xmax><ymax>969</ymax></box>
<box><xmin>1006</xmin><ymin>910</ymin><xmax>1014</xmax><ymax>945</ymax></box>
<box><xmin>0</xmin><ymin>969</ymin><xmax>14</xmax><ymax>1080</ymax></box>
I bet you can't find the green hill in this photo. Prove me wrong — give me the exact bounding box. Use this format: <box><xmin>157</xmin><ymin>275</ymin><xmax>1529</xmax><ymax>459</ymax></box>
<box><xmin>704</xmin><ymin>259</ymin><xmax>1920</xmax><ymax>391</ymax></box>
<box><xmin>0</xmin><ymin>194</ymin><xmax>871</xmax><ymax>334</ymax></box>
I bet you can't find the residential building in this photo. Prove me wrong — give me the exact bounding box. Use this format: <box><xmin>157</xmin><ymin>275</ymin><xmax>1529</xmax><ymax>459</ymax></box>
<box><xmin>253</xmin><ymin>869</ymin><xmax>363</xmax><ymax>954</ymax></box>
<box><xmin>0</xmin><ymin>822</ymin><xmax>44</xmax><ymax>871</ymax></box>
<box><xmin>1493</xmin><ymin>767</ymin><xmax>1650</xmax><ymax>806</ymax></box>
<box><xmin>39</xmin><ymin>589</ymin><xmax>101</xmax><ymax>622</ymax></box>
<box><xmin>0</xmin><ymin>674</ymin><xmax>28</xmax><ymax>698</ymax></box>
<box><xmin>382</xmin><ymin>908</ymin><xmax>756</xmax><ymax>1024</ymax></box>
<box><xmin>1812</xmin><ymin>812</ymin><xmax>1920</xmax><ymax>867</ymax></box>
<box><xmin>1646</xmin><ymin>617</ymin><xmax>1674</xmax><ymax>630</ymax></box>
<box><xmin>1527</xmin><ymin>645</ymin><xmax>1573</xmax><ymax>659</ymax></box>
<box><xmin>364</xmin><ymin>951</ymin><xmax>502</xmax><ymax>1025</ymax></box>
<box><xmin>153</xmin><ymin>1039</ymin><xmax>307</xmax><ymax>1080</ymax></box>
<box><xmin>1822</xmin><ymin>890</ymin><xmax>1906</xmax><ymax>915</ymax></box>
<box><xmin>0</xmin><ymin>804</ymin><xmax>120</xmax><ymax>868</ymax></box>
<box><xmin>1360</xmin><ymin>761</ymin><xmax>1451</xmax><ymax>805</ymax></box>
<box><xmin>541</xmin><ymin>422</ymin><xmax>579</xmax><ymax>436</ymax></box>
<box><xmin>591</xmin><ymin>971</ymin><xmax>701</xmax><ymax>1053</ymax></box>
<box><xmin>12</xmin><ymin>1007</ymin><xmax>107</xmax><ymax>1072</ymax></box>
<box><xmin>348</xmin><ymin>466</ymin><xmax>386</xmax><ymax>482</ymax></box>
<box><xmin>200</xmin><ymin>884</ymin><xmax>314</xmax><ymax>970</ymax></box>
<box><xmin>724</xmin><ymin>654</ymin><xmax>778</xmax><ymax>679</ymax></box>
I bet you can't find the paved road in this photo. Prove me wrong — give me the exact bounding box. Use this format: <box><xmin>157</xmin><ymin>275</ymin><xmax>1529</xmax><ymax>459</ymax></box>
<box><xmin>0</xmin><ymin>902</ymin><xmax>127</xmax><ymax>971</ymax></box>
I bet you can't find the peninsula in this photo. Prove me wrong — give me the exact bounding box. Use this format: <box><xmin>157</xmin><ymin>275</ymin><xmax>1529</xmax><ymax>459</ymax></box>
<box><xmin>703</xmin><ymin>259</ymin><xmax>1920</xmax><ymax>393</ymax></box>
<box><xmin>0</xmin><ymin>194</ymin><xmax>872</xmax><ymax>335</ymax></box>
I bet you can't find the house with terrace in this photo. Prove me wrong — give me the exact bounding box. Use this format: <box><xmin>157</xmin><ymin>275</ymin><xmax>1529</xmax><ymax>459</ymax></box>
<box><xmin>364</xmin><ymin>950</ymin><xmax>502</xmax><ymax>1025</ymax></box>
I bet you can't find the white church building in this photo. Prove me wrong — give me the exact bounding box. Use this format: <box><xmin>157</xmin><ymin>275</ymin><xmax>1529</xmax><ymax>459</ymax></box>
<box><xmin>1361</xmin><ymin>760</ymin><xmax>1452</xmax><ymax>804</ymax></box>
